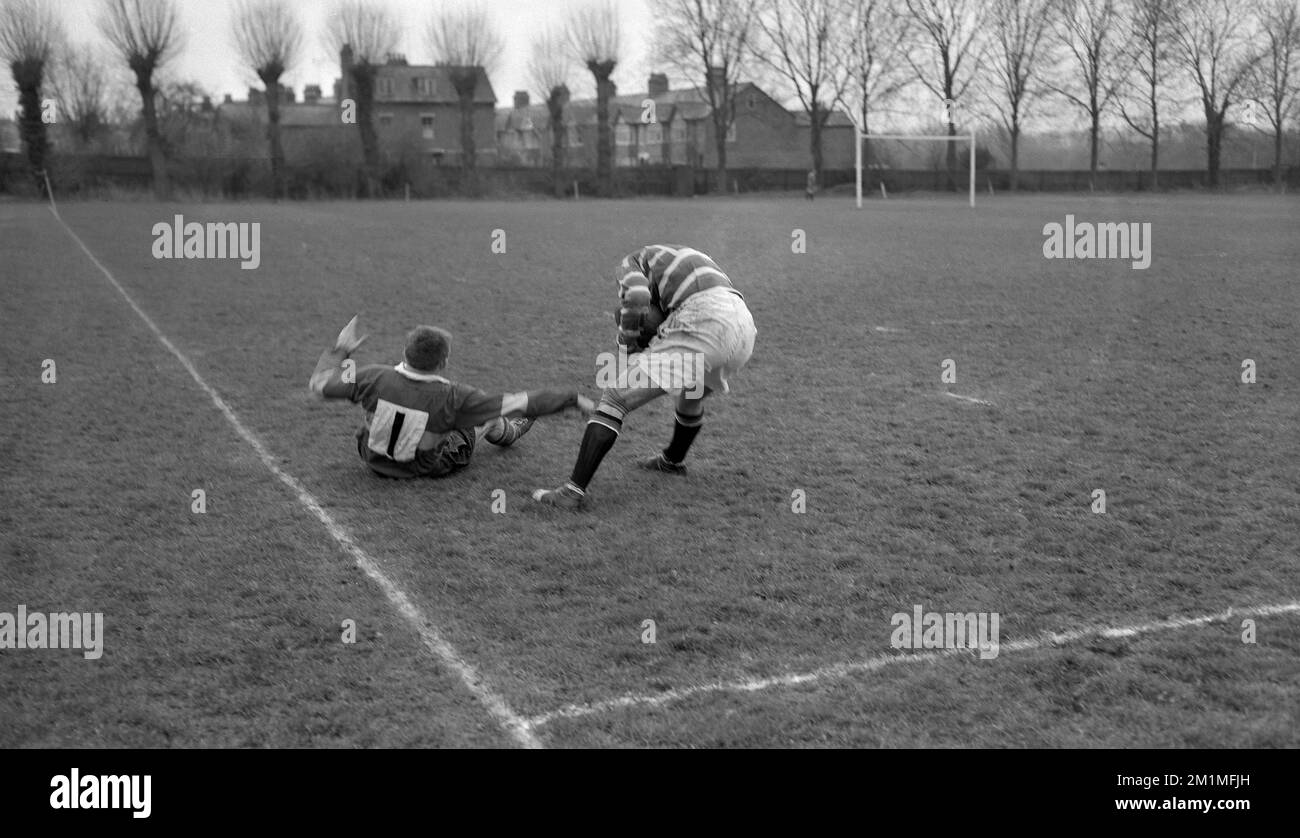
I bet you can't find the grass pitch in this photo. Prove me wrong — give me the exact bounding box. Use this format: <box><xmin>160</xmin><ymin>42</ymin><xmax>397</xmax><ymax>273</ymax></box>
<box><xmin>2</xmin><ymin>192</ymin><xmax>1297</xmax><ymax>747</ymax></box>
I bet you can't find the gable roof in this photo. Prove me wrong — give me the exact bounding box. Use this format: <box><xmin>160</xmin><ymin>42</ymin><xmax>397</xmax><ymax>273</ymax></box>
<box><xmin>793</xmin><ymin>110</ymin><xmax>856</xmax><ymax>128</ymax></box>
<box><xmin>217</xmin><ymin>101</ymin><xmax>340</xmax><ymax>127</ymax></box>
<box><xmin>338</xmin><ymin>63</ymin><xmax>497</xmax><ymax>106</ymax></box>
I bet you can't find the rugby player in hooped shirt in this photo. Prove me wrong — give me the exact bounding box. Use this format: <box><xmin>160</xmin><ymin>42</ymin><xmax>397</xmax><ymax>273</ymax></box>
<box><xmin>310</xmin><ymin>317</ymin><xmax>595</xmax><ymax>479</ymax></box>
<box><xmin>532</xmin><ymin>245</ymin><xmax>757</xmax><ymax>509</ymax></box>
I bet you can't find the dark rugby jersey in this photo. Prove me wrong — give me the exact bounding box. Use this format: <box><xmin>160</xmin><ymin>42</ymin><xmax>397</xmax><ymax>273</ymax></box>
<box><xmin>312</xmin><ymin>360</ymin><xmax>577</xmax><ymax>477</ymax></box>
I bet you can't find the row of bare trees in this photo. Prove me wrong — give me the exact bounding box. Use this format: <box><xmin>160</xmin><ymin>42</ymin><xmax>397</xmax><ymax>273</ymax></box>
<box><xmin>645</xmin><ymin>0</ymin><xmax>1298</xmax><ymax>191</ymax></box>
<box><xmin>3</xmin><ymin>0</ymin><xmax>1297</xmax><ymax>198</ymax></box>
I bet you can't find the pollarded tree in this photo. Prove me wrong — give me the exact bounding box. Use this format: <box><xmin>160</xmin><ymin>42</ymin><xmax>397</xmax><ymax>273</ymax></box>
<box><xmin>429</xmin><ymin>4</ymin><xmax>504</xmax><ymax>180</ymax></box>
<box><xmin>0</xmin><ymin>0</ymin><xmax>64</xmax><ymax>191</ymax></box>
<box><xmin>529</xmin><ymin>27</ymin><xmax>571</xmax><ymax>197</ymax></box>
<box><xmin>568</xmin><ymin>1</ymin><xmax>622</xmax><ymax>197</ymax></box>
<box><xmin>325</xmin><ymin>0</ymin><xmax>400</xmax><ymax>187</ymax></box>
<box><xmin>231</xmin><ymin>0</ymin><xmax>303</xmax><ymax>199</ymax></box>
<box><xmin>98</xmin><ymin>0</ymin><xmax>183</xmax><ymax>198</ymax></box>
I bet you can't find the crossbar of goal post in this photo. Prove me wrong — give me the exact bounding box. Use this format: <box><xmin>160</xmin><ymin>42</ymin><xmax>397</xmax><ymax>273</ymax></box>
<box><xmin>855</xmin><ymin>125</ymin><xmax>976</xmax><ymax>209</ymax></box>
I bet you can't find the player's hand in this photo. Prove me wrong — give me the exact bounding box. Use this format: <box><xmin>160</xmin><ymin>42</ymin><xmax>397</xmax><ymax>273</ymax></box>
<box><xmin>618</xmin><ymin>326</ymin><xmax>644</xmax><ymax>348</ymax></box>
<box><xmin>567</xmin><ymin>395</ymin><xmax>596</xmax><ymax>418</ymax></box>
<box><xmin>334</xmin><ymin>315</ymin><xmax>368</xmax><ymax>355</ymax></box>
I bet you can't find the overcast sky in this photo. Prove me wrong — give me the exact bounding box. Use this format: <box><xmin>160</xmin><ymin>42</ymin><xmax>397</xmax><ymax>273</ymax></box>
<box><xmin>2</xmin><ymin>0</ymin><xmax>661</xmax><ymax>115</ymax></box>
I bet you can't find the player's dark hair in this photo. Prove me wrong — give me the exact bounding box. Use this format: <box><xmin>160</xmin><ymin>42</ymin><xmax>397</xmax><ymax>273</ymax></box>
<box><xmin>405</xmin><ymin>326</ymin><xmax>451</xmax><ymax>373</ymax></box>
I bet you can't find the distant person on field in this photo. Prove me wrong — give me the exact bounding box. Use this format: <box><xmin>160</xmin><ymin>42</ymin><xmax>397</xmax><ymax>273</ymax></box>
<box><xmin>806</xmin><ymin>169</ymin><xmax>817</xmax><ymax>201</ymax></box>
<box><xmin>310</xmin><ymin>317</ymin><xmax>593</xmax><ymax>478</ymax></box>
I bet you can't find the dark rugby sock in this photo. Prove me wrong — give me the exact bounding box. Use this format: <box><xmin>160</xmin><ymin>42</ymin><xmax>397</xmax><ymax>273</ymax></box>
<box><xmin>663</xmin><ymin>409</ymin><xmax>704</xmax><ymax>464</ymax></box>
<box><xmin>569</xmin><ymin>401</ymin><xmax>626</xmax><ymax>490</ymax></box>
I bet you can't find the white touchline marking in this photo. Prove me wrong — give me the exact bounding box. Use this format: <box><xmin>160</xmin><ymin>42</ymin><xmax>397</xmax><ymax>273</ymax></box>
<box><xmin>945</xmin><ymin>392</ymin><xmax>994</xmax><ymax>406</ymax></box>
<box><xmin>873</xmin><ymin>326</ymin><xmax>906</xmax><ymax>333</ymax></box>
<box><xmin>525</xmin><ymin>601</ymin><xmax>1300</xmax><ymax>728</ymax></box>
<box><xmin>46</xmin><ymin>202</ymin><xmax>542</xmax><ymax>749</ymax></box>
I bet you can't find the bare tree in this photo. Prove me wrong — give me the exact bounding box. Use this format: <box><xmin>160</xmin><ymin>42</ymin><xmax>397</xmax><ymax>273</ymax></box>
<box><xmin>904</xmin><ymin>0</ymin><xmax>987</xmax><ymax>189</ymax></box>
<box><xmin>843</xmin><ymin>0</ymin><xmax>913</xmax><ymax>178</ymax></box>
<box><xmin>1171</xmin><ymin>0</ymin><xmax>1261</xmax><ymax>187</ymax></box>
<box><xmin>1050</xmin><ymin>0</ymin><xmax>1130</xmax><ymax>190</ymax></box>
<box><xmin>1117</xmin><ymin>0</ymin><xmax>1176</xmax><ymax>189</ymax></box>
<box><xmin>755</xmin><ymin>0</ymin><xmax>848</xmax><ymax>181</ymax></box>
<box><xmin>567</xmin><ymin>1</ymin><xmax>621</xmax><ymax>197</ymax></box>
<box><xmin>48</xmin><ymin>45</ymin><xmax>110</xmax><ymax>148</ymax></box>
<box><xmin>325</xmin><ymin>0</ymin><xmax>400</xmax><ymax>188</ymax></box>
<box><xmin>1249</xmin><ymin>0</ymin><xmax>1300</xmax><ymax>190</ymax></box>
<box><xmin>99</xmin><ymin>0</ymin><xmax>183</xmax><ymax>198</ymax></box>
<box><xmin>656</xmin><ymin>0</ymin><xmax>758</xmax><ymax>193</ymax></box>
<box><xmin>0</xmin><ymin>0</ymin><xmax>64</xmax><ymax>190</ymax></box>
<box><xmin>529</xmin><ymin>27</ymin><xmax>571</xmax><ymax>197</ymax></box>
<box><xmin>989</xmin><ymin>0</ymin><xmax>1054</xmax><ymax>190</ymax></box>
<box><xmin>231</xmin><ymin>0</ymin><xmax>302</xmax><ymax>199</ymax></box>
<box><xmin>429</xmin><ymin>4</ymin><xmax>504</xmax><ymax>180</ymax></box>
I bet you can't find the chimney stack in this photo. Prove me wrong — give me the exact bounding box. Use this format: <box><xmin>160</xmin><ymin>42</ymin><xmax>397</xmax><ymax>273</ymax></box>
<box><xmin>514</xmin><ymin>90</ymin><xmax>529</xmax><ymax>109</ymax></box>
<box><xmin>706</xmin><ymin>66</ymin><xmax>726</xmax><ymax>99</ymax></box>
<box><xmin>648</xmin><ymin>73</ymin><xmax>668</xmax><ymax>97</ymax></box>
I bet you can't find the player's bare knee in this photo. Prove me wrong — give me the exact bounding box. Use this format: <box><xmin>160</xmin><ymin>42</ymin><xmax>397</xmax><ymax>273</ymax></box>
<box><xmin>603</xmin><ymin>385</ymin><xmax>661</xmax><ymax>414</ymax></box>
<box><xmin>675</xmin><ymin>387</ymin><xmax>709</xmax><ymax>417</ymax></box>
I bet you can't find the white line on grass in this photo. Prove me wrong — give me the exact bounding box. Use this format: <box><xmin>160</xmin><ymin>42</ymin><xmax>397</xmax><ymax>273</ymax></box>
<box><xmin>525</xmin><ymin>601</ymin><xmax>1300</xmax><ymax>728</ymax></box>
<box><xmin>945</xmin><ymin>392</ymin><xmax>994</xmax><ymax>406</ymax></box>
<box><xmin>45</xmin><ymin>202</ymin><xmax>542</xmax><ymax>749</ymax></box>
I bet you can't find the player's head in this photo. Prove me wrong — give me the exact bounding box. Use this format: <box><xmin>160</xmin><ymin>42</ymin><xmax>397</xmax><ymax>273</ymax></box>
<box><xmin>404</xmin><ymin>325</ymin><xmax>451</xmax><ymax>373</ymax></box>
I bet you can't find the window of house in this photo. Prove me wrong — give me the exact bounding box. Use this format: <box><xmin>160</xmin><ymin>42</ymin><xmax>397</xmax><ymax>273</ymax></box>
<box><xmin>568</xmin><ymin>125</ymin><xmax>582</xmax><ymax>146</ymax></box>
<box><xmin>413</xmin><ymin>76</ymin><xmax>435</xmax><ymax>96</ymax></box>
<box><xmin>376</xmin><ymin>78</ymin><xmax>392</xmax><ymax>97</ymax></box>
<box><xmin>670</xmin><ymin>119</ymin><xmax>685</xmax><ymax>143</ymax></box>
<box><xmin>645</xmin><ymin>123</ymin><xmax>663</xmax><ymax>145</ymax></box>
<box><xmin>421</xmin><ymin>114</ymin><xmax>435</xmax><ymax>140</ymax></box>
<box><xmin>615</xmin><ymin>122</ymin><xmax>632</xmax><ymax>146</ymax></box>
<box><xmin>379</xmin><ymin>112</ymin><xmax>394</xmax><ymax>127</ymax></box>
<box><xmin>747</xmin><ymin>93</ymin><xmax>756</xmax><ymax>110</ymax></box>
<box><xmin>726</xmin><ymin>121</ymin><xmax>737</xmax><ymax>143</ymax></box>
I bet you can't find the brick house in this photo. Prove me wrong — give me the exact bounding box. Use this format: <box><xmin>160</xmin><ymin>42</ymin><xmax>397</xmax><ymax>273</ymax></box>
<box><xmin>335</xmin><ymin>49</ymin><xmax>497</xmax><ymax>164</ymax></box>
<box><xmin>495</xmin><ymin>70</ymin><xmax>854</xmax><ymax>170</ymax></box>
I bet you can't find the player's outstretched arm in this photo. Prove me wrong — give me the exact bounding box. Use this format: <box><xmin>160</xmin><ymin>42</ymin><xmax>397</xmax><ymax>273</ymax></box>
<box><xmin>452</xmin><ymin>387</ymin><xmax>594</xmax><ymax>427</ymax></box>
<box><xmin>308</xmin><ymin>315</ymin><xmax>369</xmax><ymax>399</ymax></box>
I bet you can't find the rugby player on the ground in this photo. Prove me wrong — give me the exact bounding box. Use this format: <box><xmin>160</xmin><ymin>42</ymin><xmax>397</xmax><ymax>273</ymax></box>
<box><xmin>310</xmin><ymin>317</ymin><xmax>594</xmax><ymax>479</ymax></box>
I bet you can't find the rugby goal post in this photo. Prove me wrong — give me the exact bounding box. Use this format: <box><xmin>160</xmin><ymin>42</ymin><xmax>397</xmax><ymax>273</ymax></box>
<box><xmin>855</xmin><ymin>124</ymin><xmax>976</xmax><ymax>208</ymax></box>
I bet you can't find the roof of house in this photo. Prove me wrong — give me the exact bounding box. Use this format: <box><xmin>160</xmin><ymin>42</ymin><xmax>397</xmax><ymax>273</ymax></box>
<box><xmin>793</xmin><ymin>110</ymin><xmax>856</xmax><ymax>128</ymax></box>
<box><xmin>493</xmin><ymin>78</ymin><xmax>853</xmax><ymax>131</ymax></box>
<box><xmin>217</xmin><ymin>101</ymin><xmax>340</xmax><ymax>127</ymax></box>
<box><xmin>368</xmin><ymin>64</ymin><xmax>496</xmax><ymax>105</ymax></box>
